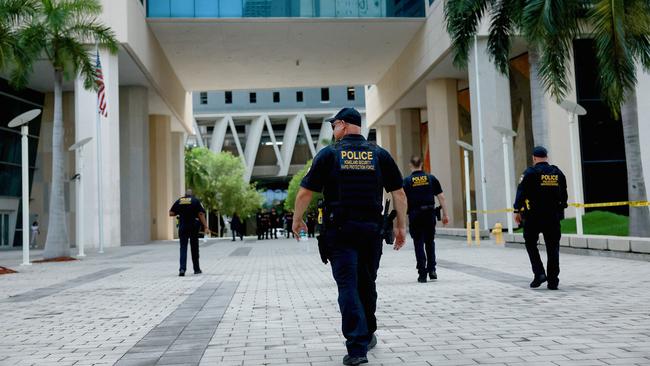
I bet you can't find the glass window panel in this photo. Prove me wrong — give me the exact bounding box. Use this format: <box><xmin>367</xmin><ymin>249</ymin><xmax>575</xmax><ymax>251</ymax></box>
<box><xmin>316</xmin><ymin>0</ymin><xmax>335</xmax><ymax>16</ymax></box>
<box><xmin>222</xmin><ymin>0</ymin><xmax>243</xmax><ymax>17</ymax></box>
<box><xmin>170</xmin><ymin>0</ymin><xmax>194</xmax><ymax>17</ymax></box>
<box><xmin>320</xmin><ymin>88</ymin><xmax>329</xmax><ymax>102</ymax></box>
<box><xmin>196</xmin><ymin>0</ymin><xmax>220</xmax><ymax>17</ymax></box>
<box><xmin>148</xmin><ymin>0</ymin><xmax>171</xmax><ymax>17</ymax></box>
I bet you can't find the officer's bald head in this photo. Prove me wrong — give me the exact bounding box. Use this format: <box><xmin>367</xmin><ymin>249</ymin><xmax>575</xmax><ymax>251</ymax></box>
<box><xmin>185</xmin><ymin>189</ymin><xmax>193</xmax><ymax>197</ymax></box>
<box><xmin>410</xmin><ymin>156</ymin><xmax>423</xmax><ymax>171</ymax></box>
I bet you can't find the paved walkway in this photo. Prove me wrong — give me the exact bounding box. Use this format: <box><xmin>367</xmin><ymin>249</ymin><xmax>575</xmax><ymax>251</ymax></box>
<box><xmin>1</xmin><ymin>236</ymin><xmax>649</xmax><ymax>366</ymax></box>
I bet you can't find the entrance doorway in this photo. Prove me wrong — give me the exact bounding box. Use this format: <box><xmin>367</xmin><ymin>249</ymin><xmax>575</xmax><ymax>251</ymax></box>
<box><xmin>0</xmin><ymin>211</ymin><xmax>10</xmax><ymax>248</ymax></box>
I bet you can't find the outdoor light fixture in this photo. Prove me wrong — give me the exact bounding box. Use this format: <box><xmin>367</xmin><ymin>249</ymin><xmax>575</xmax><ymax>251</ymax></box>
<box><xmin>7</xmin><ymin>109</ymin><xmax>42</xmax><ymax>266</ymax></box>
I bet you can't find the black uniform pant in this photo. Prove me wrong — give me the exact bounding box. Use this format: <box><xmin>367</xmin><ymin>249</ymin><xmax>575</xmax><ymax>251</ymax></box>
<box><xmin>326</xmin><ymin>221</ymin><xmax>382</xmax><ymax>358</ymax></box>
<box><xmin>231</xmin><ymin>227</ymin><xmax>243</xmax><ymax>241</ymax></box>
<box><xmin>523</xmin><ymin>216</ymin><xmax>561</xmax><ymax>284</ymax></box>
<box><xmin>179</xmin><ymin>228</ymin><xmax>200</xmax><ymax>273</ymax></box>
<box><xmin>409</xmin><ymin>211</ymin><xmax>436</xmax><ymax>275</ymax></box>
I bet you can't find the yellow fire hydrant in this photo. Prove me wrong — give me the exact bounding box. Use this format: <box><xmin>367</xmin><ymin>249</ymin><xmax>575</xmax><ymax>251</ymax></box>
<box><xmin>493</xmin><ymin>222</ymin><xmax>504</xmax><ymax>245</ymax></box>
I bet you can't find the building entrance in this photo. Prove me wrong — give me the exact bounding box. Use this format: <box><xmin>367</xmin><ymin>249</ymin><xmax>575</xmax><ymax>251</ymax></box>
<box><xmin>0</xmin><ymin>211</ymin><xmax>11</xmax><ymax>248</ymax></box>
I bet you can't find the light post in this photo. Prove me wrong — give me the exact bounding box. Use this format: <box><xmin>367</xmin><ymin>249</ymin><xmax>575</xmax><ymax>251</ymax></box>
<box><xmin>456</xmin><ymin>140</ymin><xmax>474</xmax><ymax>229</ymax></box>
<box><xmin>493</xmin><ymin>126</ymin><xmax>517</xmax><ymax>234</ymax></box>
<box><xmin>559</xmin><ymin>100</ymin><xmax>587</xmax><ymax>235</ymax></box>
<box><xmin>68</xmin><ymin>137</ymin><xmax>92</xmax><ymax>257</ymax></box>
<box><xmin>7</xmin><ymin>109</ymin><xmax>42</xmax><ymax>266</ymax></box>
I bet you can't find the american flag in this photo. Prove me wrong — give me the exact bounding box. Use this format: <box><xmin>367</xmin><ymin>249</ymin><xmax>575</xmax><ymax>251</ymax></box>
<box><xmin>96</xmin><ymin>50</ymin><xmax>108</xmax><ymax>118</ymax></box>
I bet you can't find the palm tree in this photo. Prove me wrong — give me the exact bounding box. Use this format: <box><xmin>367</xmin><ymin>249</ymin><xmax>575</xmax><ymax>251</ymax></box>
<box><xmin>445</xmin><ymin>0</ymin><xmax>650</xmax><ymax>236</ymax></box>
<box><xmin>0</xmin><ymin>0</ymin><xmax>37</xmax><ymax>69</ymax></box>
<box><xmin>5</xmin><ymin>0</ymin><xmax>118</xmax><ymax>258</ymax></box>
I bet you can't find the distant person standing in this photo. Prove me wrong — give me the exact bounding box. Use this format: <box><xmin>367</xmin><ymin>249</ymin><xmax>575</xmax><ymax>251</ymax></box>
<box><xmin>306</xmin><ymin>211</ymin><xmax>317</xmax><ymax>238</ymax></box>
<box><xmin>284</xmin><ymin>210</ymin><xmax>294</xmax><ymax>238</ymax></box>
<box><xmin>30</xmin><ymin>221</ymin><xmax>40</xmax><ymax>249</ymax></box>
<box><xmin>219</xmin><ymin>215</ymin><xmax>226</xmax><ymax>237</ymax></box>
<box><xmin>514</xmin><ymin>146</ymin><xmax>568</xmax><ymax>290</ymax></box>
<box><xmin>169</xmin><ymin>189</ymin><xmax>208</xmax><ymax>276</ymax></box>
<box><xmin>269</xmin><ymin>208</ymin><xmax>279</xmax><ymax>239</ymax></box>
<box><xmin>403</xmin><ymin>156</ymin><xmax>449</xmax><ymax>283</ymax></box>
<box><xmin>231</xmin><ymin>213</ymin><xmax>244</xmax><ymax>241</ymax></box>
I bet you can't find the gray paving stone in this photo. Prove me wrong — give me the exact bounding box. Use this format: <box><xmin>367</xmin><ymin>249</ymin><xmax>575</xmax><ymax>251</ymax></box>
<box><xmin>2</xmin><ymin>239</ymin><xmax>650</xmax><ymax>366</ymax></box>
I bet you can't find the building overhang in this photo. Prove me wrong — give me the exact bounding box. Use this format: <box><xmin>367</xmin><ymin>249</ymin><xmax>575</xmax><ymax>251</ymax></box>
<box><xmin>147</xmin><ymin>18</ymin><xmax>425</xmax><ymax>91</ymax></box>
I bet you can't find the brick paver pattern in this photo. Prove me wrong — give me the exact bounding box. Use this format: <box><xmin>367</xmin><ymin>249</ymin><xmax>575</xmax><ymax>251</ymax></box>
<box><xmin>1</xmin><ymin>237</ymin><xmax>649</xmax><ymax>366</ymax></box>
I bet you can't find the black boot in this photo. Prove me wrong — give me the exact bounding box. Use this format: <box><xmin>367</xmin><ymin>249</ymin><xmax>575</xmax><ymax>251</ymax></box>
<box><xmin>530</xmin><ymin>274</ymin><xmax>547</xmax><ymax>288</ymax></box>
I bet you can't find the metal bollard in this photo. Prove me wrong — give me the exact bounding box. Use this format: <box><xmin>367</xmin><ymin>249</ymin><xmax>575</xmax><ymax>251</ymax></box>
<box><xmin>493</xmin><ymin>222</ymin><xmax>504</xmax><ymax>245</ymax></box>
<box><xmin>467</xmin><ymin>221</ymin><xmax>473</xmax><ymax>246</ymax></box>
<box><xmin>474</xmin><ymin>220</ymin><xmax>481</xmax><ymax>246</ymax></box>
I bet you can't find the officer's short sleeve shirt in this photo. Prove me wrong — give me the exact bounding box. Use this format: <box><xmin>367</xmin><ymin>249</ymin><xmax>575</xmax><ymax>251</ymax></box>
<box><xmin>429</xmin><ymin>175</ymin><xmax>443</xmax><ymax>196</ymax></box>
<box><xmin>378</xmin><ymin>148</ymin><xmax>403</xmax><ymax>192</ymax></box>
<box><xmin>300</xmin><ymin>136</ymin><xmax>403</xmax><ymax>193</ymax></box>
<box><xmin>170</xmin><ymin>196</ymin><xmax>205</xmax><ymax>227</ymax></box>
<box><xmin>300</xmin><ymin>146</ymin><xmax>335</xmax><ymax>193</ymax></box>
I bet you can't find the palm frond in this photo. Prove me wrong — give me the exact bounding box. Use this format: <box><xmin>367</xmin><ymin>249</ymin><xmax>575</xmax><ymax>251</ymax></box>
<box><xmin>65</xmin><ymin>20</ymin><xmax>118</xmax><ymax>53</ymax></box>
<box><xmin>57</xmin><ymin>0</ymin><xmax>102</xmax><ymax>18</ymax></box>
<box><xmin>520</xmin><ymin>0</ymin><xmax>585</xmax><ymax>102</ymax></box>
<box><xmin>589</xmin><ymin>0</ymin><xmax>638</xmax><ymax>117</ymax></box>
<box><xmin>0</xmin><ymin>0</ymin><xmax>38</xmax><ymax>25</ymax></box>
<box><xmin>487</xmin><ymin>0</ymin><xmax>525</xmax><ymax>74</ymax></box>
<box><xmin>622</xmin><ymin>0</ymin><xmax>650</xmax><ymax>71</ymax></box>
<box><xmin>444</xmin><ymin>0</ymin><xmax>493</xmax><ymax>68</ymax></box>
<box><xmin>56</xmin><ymin>35</ymin><xmax>96</xmax><ymax>89</ymax></box>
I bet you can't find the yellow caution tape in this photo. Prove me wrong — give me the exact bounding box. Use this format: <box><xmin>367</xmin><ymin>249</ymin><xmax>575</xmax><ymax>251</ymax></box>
<box><xmin>569</xmin><ymin>200</ymin><xmax>649</xmax><ymax>208</ymax></box>
<box><xmin>468</xmin><ymin>201</ymin><xmax>649</xmax><ymax>215</ymax></box>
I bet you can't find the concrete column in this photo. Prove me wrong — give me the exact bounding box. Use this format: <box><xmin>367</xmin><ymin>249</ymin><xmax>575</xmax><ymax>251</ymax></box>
<box><xmin>74</xmin><ymin>49</ymin><xmax>120</xmax><ymax>249</ymax></box>
<box><xmin>171</xmin><ymin>131</ymin><xmax>186</xmax><ymax>199</ymax></box>
<box><xmin>119</xmin><ymin>86</ymin><xmax>150</xmax><ymax>245</ymax></box>
<box><xmin>635</xmin><ymin>67</ymin><xmax>650</xmax><ymax>200</ymax></box>
<box><xmin>376</xmin><ymin>125</ymin><xmax>398</xmax><ymax>158</ymax></box>
<box><xmin>210</xmin><ymin>117</ymin><xmax>227</xmax><ymax>153</ymax></box>
<box><xmin>149</xmin><ymin>115</ymin><xmax>173</xmax><ymax>240</ymax></box>
<box><xmin>279</xmin><ymin>115</ymin><xmax>301</xmax><ymax>176</ymax></box>
<box><xmin>425</xmin><ymin>79</ymin><xmax>464</xmax><ymax>227</ymax></box>
<box><xmin>244</xmin><ymin>116</ymin><xmax>265</xmax><ymax>181</ymax></box>
<box><xmin>394</xmin><ymin>109</ymin><xmax>421</xmax><ymax>175</ymax></box>
<box><xmin>317</xmin><ymin>119</ymin><xmax>333</xmax><ymax>151</ymax></box>
<box><xmin>468</xmin><ymin>38</ymin><xmax>516</xmax><ymax>228</ymax></box>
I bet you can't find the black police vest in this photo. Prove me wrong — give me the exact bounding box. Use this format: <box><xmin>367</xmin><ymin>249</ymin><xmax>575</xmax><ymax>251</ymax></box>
<box><xmin>405</xmin><ymin>172</ymin><xmax>436</xmax><ymax>214</ymax></box>
<box><xmin>527</xmin><ymin>164</ymin><xmax>563</xmax><ymax>214</ymax></box>
<box><xmin>328</xmin><ymin>139</ymin><xmax>383</xmax><ymax>219</ymax></box>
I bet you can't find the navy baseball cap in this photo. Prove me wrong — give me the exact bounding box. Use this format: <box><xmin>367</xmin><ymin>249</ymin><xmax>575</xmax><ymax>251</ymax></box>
<box><xmin>326</xmin><ymin>107</ymin><xmax>362</xmax><ymax>126</ymax></box>
<box><xmin>533</xmin><ymin>146</ymin><xmax>548</xmax><ymax>157</ymax></box>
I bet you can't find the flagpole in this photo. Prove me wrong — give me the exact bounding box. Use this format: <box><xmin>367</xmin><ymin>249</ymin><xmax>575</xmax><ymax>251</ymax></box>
<box><xmin>95</xmin><ymin>45</ymin><xmax>105</xmax><ymax>254</ymax></box>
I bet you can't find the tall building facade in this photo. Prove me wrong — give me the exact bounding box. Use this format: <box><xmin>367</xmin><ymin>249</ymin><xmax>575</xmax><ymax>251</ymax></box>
<box><xmin>192</xmin><ymin>86</ymin><xmax>369</xmax><ymax>184</ymax></box>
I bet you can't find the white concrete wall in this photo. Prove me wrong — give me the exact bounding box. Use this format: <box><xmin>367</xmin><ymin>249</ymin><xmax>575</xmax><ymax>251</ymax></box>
<box><xmin>425</xmin><ymin>79</ymin><xmax>463</xmax><ymax>226</ymax></box>
<box><xmin>366</xmin><ymin>0</ymin><xmax>450</xmax><ymax>127</ymax></box>
<box><xmin>99</xmin><ymin>0</ymin><xmax>190</xmax><ymax>133</ymax></box>
<box><xmin>74</xmin><ymin>50</ymin><xmax>121</xmax><ymax>249</ymax></box>
<box><xmin>467</xmin><ymin>38</ymin><xmax>516</xmax><ymax>229</ymax></box>
<box><xmin>119</xmin><ymin>86</ymin><xmax>150</xmax><ymax>245</ymax></box>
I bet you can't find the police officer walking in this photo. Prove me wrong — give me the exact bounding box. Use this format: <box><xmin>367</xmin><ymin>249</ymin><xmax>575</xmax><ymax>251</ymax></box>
<box><xmin>169</xmin><ymin>189</ymin><xmax>208</xmax><ymax>277</ymax></box>
<box><xmin>292</xmin><ymin>107</ymin><xmax>407</xmax><ymax>366</ymax></box>
<box><xmin>403</xmin><ymin>156</ymin><xmax>449</xmax><ymax>283</ymax></box>
<box><xmin>514</xmin><ymin>146</ymin><xmax>568</xmax><ymax>290</ymax></box>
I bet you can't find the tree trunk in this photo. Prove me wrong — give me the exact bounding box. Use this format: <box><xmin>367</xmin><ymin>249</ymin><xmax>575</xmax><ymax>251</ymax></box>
<box><xmin>43</xmin><ymin>70</ymin><xmax>71</xmax><ymax>258</ymax></box>
<box><xmin>620</xmin><ymin>91</ymin><xmax>650</xmax><ymax>237</ymax></box>
<box><xmin>529</xmin><ymin>47</ymin><xmax>548</xmax><ymax>149</ymax></box>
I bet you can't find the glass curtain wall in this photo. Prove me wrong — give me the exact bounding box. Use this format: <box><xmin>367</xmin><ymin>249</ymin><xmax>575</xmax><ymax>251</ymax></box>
<box><xmin>148</xmin><ymin>0</ymin><xmax>425</xmax><ymax>18</ymax></box>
